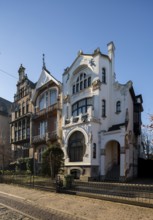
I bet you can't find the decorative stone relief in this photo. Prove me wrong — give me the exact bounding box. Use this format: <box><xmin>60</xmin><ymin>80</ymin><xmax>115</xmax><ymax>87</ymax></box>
<box><xmin>128</xmin><ymin>130</ymin><xmax>132</xmax><ymax>144</ymax></box>
<box><xmin>89</xmin><ymin>131</ymin><xmax>93</xmax><ymax>143</ymax></box>
<box><xmin>89</xmin><ymin>58</ymin><xmax>96</xmax><ymax>69</ymax></box>
<box><xmin>80</xmin><ymin>124</ymin><xmax>88</xmax><ymax>133</ymax></box>
<box><xmin>63</xmin><ymin>94</ymin><xmax>70</xmax><ymax>104</ymax></box>
<box><xmin>92</xmin><ymin>79</ymin><xmax>101</xmax><ymax>90</ymax></box>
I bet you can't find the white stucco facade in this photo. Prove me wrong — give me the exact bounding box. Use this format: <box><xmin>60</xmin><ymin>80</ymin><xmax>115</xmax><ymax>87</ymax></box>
<box><xmin>62</xmin><ymin>42</ymin><xmax>143</xmax><ymax>181</ymax></box>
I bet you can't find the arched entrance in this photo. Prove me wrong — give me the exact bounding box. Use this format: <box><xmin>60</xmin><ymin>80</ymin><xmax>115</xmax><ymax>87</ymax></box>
<box><xmin>105</xmin><ymin>140</ymin><xmax>120</xmax><ymax>179</ymax></box>
<box><xmin>67</xmin><ymin>131</ymin><xmax>86</xmax><ymax>162</ymax></box>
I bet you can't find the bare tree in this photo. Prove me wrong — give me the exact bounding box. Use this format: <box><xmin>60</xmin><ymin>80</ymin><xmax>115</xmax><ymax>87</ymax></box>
<box><xmin>141</xmin><ymin>114</ymin><xmax>153</xmax><ymax>159</ymax></box>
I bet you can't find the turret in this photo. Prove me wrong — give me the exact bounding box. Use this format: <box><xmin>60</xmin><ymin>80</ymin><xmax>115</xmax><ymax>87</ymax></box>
<box><xmin>18</xmin><ymin>64</ymin><xmax>26</xmax><ymax>82</ymax></box>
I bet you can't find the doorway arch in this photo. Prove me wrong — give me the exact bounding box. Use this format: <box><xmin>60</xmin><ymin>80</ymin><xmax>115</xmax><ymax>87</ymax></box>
<box><xmin>105</xmin><ymin>140</ymin><xmax>120</xmax><ymax>178</ymax></box>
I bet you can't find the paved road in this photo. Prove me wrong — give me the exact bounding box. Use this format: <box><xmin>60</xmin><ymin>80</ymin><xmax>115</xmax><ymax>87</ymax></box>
<box><xmin>0</xmin><ymin>193</ymin><xmax>83</xmax><ymax>220</ymax></box>
<box><xmin>0</xmin><ymin>203</ymin><xmax>34</xmax><ymax>220</ymax></box>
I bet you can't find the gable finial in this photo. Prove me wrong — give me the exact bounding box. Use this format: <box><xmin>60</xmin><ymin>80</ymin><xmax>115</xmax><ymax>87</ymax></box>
<box><xmin>42</xmin><ymin>53</ymin><xmax>46</xmax><ymax>69</ymax></box>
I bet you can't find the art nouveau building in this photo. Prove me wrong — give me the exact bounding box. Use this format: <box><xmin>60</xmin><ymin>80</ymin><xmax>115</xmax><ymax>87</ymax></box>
<box><xmin>10</xmin><ymin>65</ymin><xmax>35</xmax><ymax>161</ymax></box>
<box><xmin>31</xmin><ymin>64</ymin><xmax>62</xmax><ymax>172</ymax></box>
<box><xmin>62</xmin><ymin>42</ymin><xmax>143</xmax><ymax>181</ymax></box>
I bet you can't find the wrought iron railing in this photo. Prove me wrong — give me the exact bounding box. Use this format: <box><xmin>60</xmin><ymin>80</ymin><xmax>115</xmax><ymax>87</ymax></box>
<box><xmin>32</xmin><ymin>131</ymin><xmax>57</xmax><ymax>144</ymax></box>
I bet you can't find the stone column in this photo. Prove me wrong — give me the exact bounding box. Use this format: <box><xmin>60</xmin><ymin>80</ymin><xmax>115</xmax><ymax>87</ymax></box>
<box><xmin>120</xmin><ymin>146</ymin><xmax>126</xmax><ymax>181</ymax></box>
<box><xmin>100</xmin><ymin>149</ymin><xmax>106</xmax><ymax>179</ymax></box>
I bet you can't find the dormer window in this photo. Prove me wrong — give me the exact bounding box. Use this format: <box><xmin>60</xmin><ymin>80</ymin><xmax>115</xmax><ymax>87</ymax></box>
<box><xmin>72</xmin><ymin>73</ymin><xmax>91</xmax><ymax>94</ymax></box>
<box><xmin>116</xmin><ymin>101</ymin><xmax>121</xmax><ymax>113</ymax></box>
<box><xmin>38</xmin><ymin>89</ymin><xmax>57</xmax><ymax>110</ymax></box>
<box><xmin>102</xmin><ymin>68</ymin><xmax>106</xmax><ymax>83</ymax></box>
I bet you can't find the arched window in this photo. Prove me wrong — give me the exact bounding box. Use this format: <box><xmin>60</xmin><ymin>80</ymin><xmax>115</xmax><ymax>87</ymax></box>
<box><xmin>116</xmin><ymin>101</ymin><xmax>121</xmax><ymax>113</ymax></box>
<box><xmin>102</xmin><ymin>68</ymin><xmax>106</xmax><ymax>83</ymax></box>
<box><xmin>72</xmin><ymin>73</ymin><xmax>91</xmax><ymax>94</ymax></box>
<box><xmin>72</xmin><ymin>97</ymin><xmax>92</xmax><ymax>117</ymax></box>
<box><xmin>102</xmin><ymin>99</ymin><xmax>106</xmax><ymax>117</ymax></box>
<box><xmin>68</xmin><ymin>131</ymin><xmax>85</xmax><ymax>162</ymax></box>
<box><xmin>93</xmin><ymin>143</ymin><xmax>96</xmax><ymax>159</ymax></box>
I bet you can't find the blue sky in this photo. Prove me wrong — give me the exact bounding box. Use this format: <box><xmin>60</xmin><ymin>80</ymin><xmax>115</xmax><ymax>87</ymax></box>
<box><xmin>0</xmin><ymin>0</ymin><xmax>153</xmax><ymax>124</ymax></box>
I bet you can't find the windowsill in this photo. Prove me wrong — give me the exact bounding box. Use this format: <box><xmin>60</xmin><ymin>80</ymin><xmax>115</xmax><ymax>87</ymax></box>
<box><xmin>102</xmin><ymin>115</ymin><xmax>107</xmax><ymax>119</ymax></box>
<box><xmin>115</xmin><ymin>111</ymin><xmax>121</xmax><ymax>114</ymax></box>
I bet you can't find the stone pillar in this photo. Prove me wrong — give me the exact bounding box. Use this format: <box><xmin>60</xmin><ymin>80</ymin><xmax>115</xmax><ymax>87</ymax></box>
<box><xmin>100</xmin><ymin>149</ymin><xmax>106</xmax><ymax>178</ymax></box>
<box><xmin>120</xmin><ymin>146</ymin><xmax>126</xmax><ymax>181</ymax></box>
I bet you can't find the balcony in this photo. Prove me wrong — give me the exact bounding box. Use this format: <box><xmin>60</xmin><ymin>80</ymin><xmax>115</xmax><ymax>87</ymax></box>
<box><xmin>32</xmin><ymin>134</ymin><xmax>46</xmax><ymax>144</ymax></box>
<box><xmin>32</xmin><ymin>130</ymin><xmax>57</xmax><ymax>144</ymax></box>
<box><xmin>33</xmin><ymin>104</ymin><xmax>60</xmax><ymax>119</ymax></box>
<box><xmin>64</xmin><ymin>114</ymin><xmax>100</xmax><ymax>126</ymax></box>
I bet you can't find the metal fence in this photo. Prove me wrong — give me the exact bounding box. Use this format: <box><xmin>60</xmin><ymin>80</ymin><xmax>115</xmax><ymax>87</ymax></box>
<box><xmin>0</xmin><ymin>174</ymin><xmax>56</xmax><ymax>192</ymax></box>
<box><xmin>59</xmin><ymin>179</ymin><xmax>153</xmax><ymax>208</ymax></box>
<box><xmin>1</xmin><ymin>174</ymin><xmax>153</xmax><ymax>208</ymax></box>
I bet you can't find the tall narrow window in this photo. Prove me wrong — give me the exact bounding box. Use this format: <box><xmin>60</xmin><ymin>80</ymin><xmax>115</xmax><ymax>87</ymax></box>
<box><xmin>116</xmin><ymin>101</ymin><xmax>121</xmax><ymax>113</ymax></box>
<box><xmin>102</xmin><ymin>99</ymin><xmax>106</xmax><ymax>117</ymax></box>
<box><xmin>22</xmin><ymin>102</ymin><xmax>25</xmax><ymax>115</ymax></box>
<box><xmin>93</xmin><ymin>143</ymin><xmax>96</xmax><ymax>159</ymax></box>
<box><xmin>39</xmin><ymin>94</ymin><xmax>45</xmax><ymax>110</ymax></box>
<box><xmin>38</xmin><ymin>146</ymin><xmax>46</xmax><ymax>163</ymax></box>
<box><xmin>88</xmin><ymin>77</ymin><xmax>91</xmax><ymax>87</ymax></box>
<box><xmin>46</xmin><ymin>91</ymin><xmax>48</xmax><ymax>107</ymax></box>
<box><xmin>40</xmin><ymin>121</ymin><xmax>47</xmax><ymax>137</ymax></box>
<box><xmin>26</xmin><ymin>100</ymin><xmax>29</xmax><ymax>113</ymax></box>
<box><xmin>102</xmin><ymin>68</ymin><xmax>106</xmax><ymax>83</ymax></box>
<box><xmin>72</xmin><ymin>85</ymin><xmax>75</xmax><ymax>94</ymax></box>
<box><xmin>50</xmin><ymin>89</ymin><xmax>57</xmax><ymax>105</ymax></box>
<box><xmin>15</xmin><ymin>110</ymin><xmax>17</xmax><ymax>119</ymax></box>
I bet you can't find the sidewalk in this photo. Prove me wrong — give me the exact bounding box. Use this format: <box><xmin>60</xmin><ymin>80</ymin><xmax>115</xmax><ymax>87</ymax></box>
<box><xmin>0</xmin><ymin>184</ymin><xmax>153</xmax><ymax>220</ymax></box>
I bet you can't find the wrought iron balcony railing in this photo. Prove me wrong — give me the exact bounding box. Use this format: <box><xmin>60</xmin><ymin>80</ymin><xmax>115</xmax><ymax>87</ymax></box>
<box><xmin>32</xmin><ymin>130</ymin><xmax>57</xmax><ymax>144</ymax></box>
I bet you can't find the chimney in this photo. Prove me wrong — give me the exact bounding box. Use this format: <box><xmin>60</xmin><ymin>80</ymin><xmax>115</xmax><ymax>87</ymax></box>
<box><xmin>107</xmin><ymin>41</ymin><xmax>115</xmax><ymax>60</ymax></box>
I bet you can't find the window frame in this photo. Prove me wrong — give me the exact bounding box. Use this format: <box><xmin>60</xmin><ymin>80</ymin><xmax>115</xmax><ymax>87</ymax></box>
<box><xmin>72</xmin><ymin>72</ymin><xmax>92</xmax><ymax>94</ymax></box>
<box><xmin>116</xmin><ymin>101</ymin><xmax>121</xmax><ymax>113</ymax></box>
<box><xmin>102</xmin><ymin>68</ymin><xmax>106</xmax><ymax>83</ymax></box>
<box><xmin>102</xmin><ymin>99</ymin><xmax>106</xmax><ymax>117</ymax></box>
<box><xmin>72</xmin><ymin>97</ymin><xmax>92</xmax><ymax>117</ymax></box>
